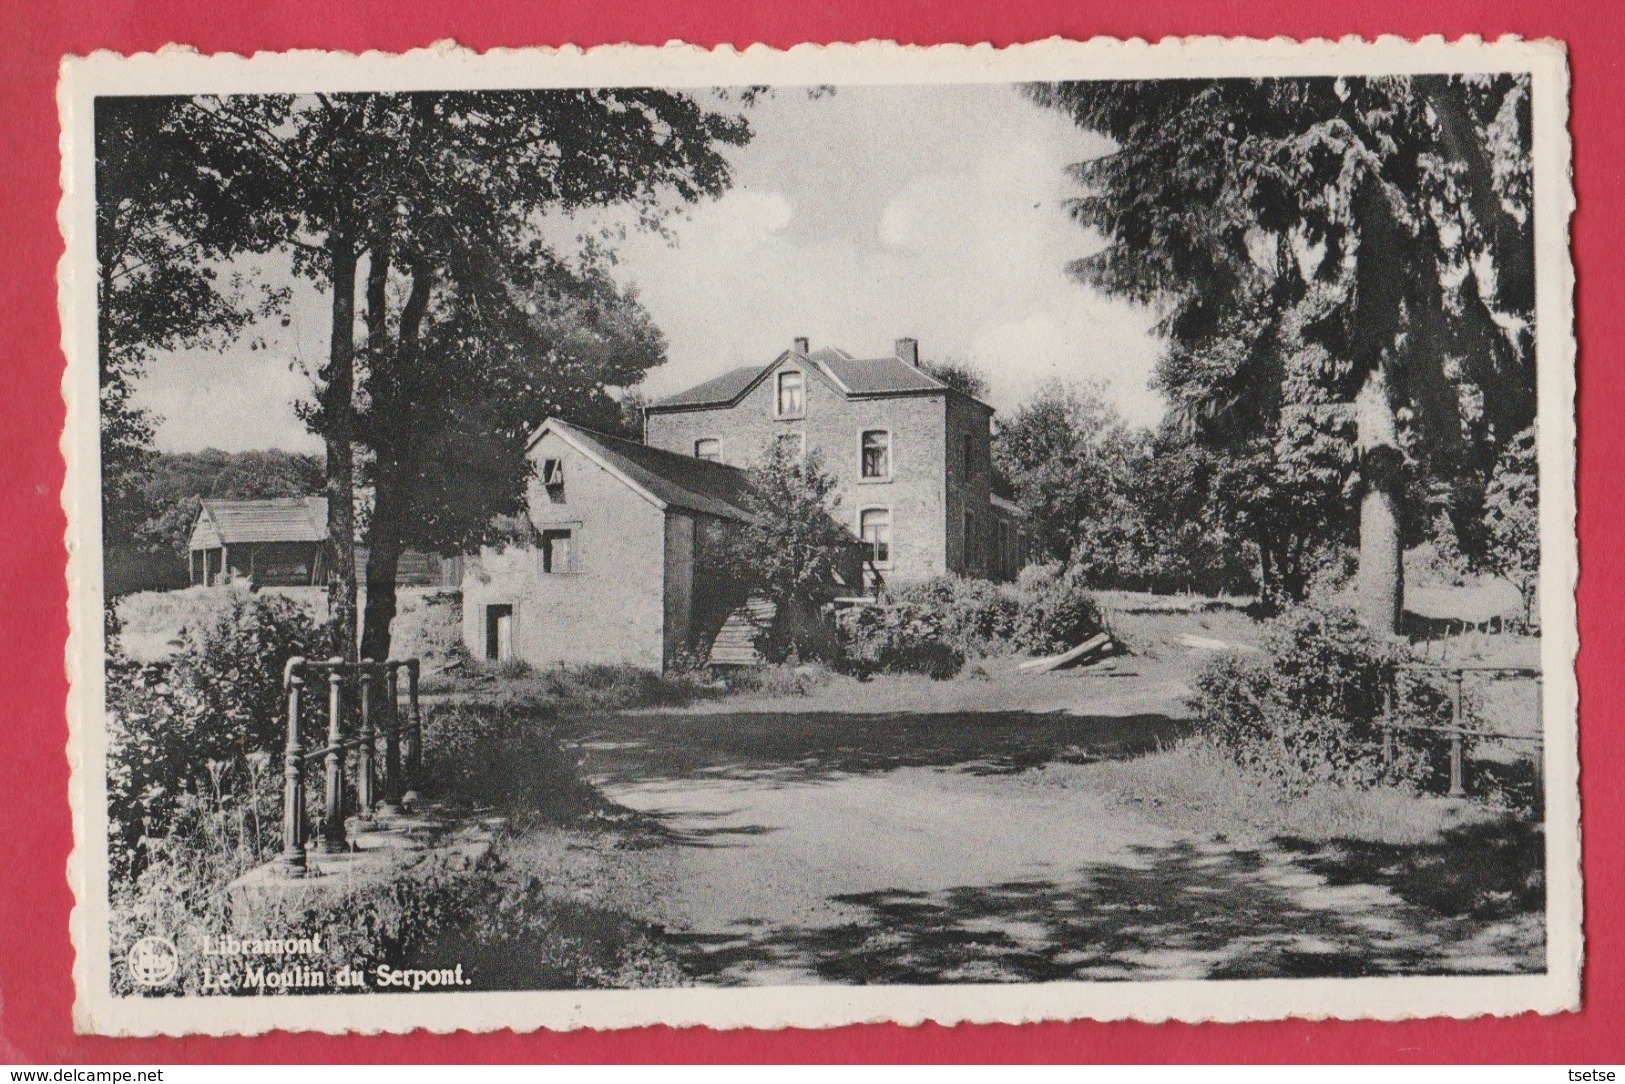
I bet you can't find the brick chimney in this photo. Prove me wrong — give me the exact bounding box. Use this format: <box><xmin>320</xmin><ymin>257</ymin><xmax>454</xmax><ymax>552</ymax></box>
<box><xmin>793</xmin><ymin>336</ymin><xmax>810</xmax><ymax>355</ymax></box>
<box><xmin>895</xmin><ymin>337</ymin><xmax>920</xmax><ymax>367</ymax></box>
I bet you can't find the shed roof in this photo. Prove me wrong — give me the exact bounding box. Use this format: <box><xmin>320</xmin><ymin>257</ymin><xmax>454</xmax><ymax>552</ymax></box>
<box><xmin>190</xmin><ymin>496</ymin><xmax>329</xmax><ymax>549</ymax></box>
<box><xmin>538</xmin><ymin>420</ymin><xmax>756</xmax><ymax>522</ymax></box>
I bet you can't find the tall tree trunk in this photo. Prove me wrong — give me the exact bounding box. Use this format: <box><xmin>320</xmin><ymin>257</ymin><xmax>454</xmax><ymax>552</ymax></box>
<box><xmin>324</xmin><ymin>239</ymin><xmax>360</xmax><ymax>661</ymax></box>
<box><xmin>1355</xmin><ymin>365</ymin><xmax>1404</xmax><ymax>634</ymax></box>
<box><xmin>356</xmin><ymin>255</ymin><xmax>432</xmax><ymax>664</ymax></box>
<box><xmin>359</xmin><ymin>474</ymin><xmax>404</xmax><ymax>662</ymax></box>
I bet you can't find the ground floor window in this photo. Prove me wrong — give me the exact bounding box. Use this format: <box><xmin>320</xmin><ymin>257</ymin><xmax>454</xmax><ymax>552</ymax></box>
<box><xmin>859</xmin><ymin>508</ymin><xmax>891</xmax><ymax>568</ymax></box>
<box><xmin>541</xmin><ymin>528</ymin><xmax>574</xmax><ymax>574</ymax></box>
<box><xmin>485</xmin><ymin>603</ymin><xmax>514</xmax><ymax>661</ymax></box>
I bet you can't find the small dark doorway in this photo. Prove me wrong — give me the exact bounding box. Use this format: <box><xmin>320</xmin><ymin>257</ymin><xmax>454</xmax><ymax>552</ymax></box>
<box><xmin>485</xmin><ymin>603</ymin><xmax>514</xmax><ymax>661</ymax></box>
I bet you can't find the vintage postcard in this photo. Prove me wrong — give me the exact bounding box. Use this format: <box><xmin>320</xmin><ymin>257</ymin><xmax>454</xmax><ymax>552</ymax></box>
<box><xmin>59</xmin><ymin>35</ymin><xmax>1579</xmax><ymax>1035</ymax></box>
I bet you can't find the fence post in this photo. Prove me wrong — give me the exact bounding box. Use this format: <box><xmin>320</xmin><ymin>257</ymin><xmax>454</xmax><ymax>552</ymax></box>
<box><xmin>1381</xmin><ymin>678</ymin><xmax>1395</xmax><ymax>768</ymax></box>
<box><xmin>321</xmin><ymin>659</ymin><xmax>349</xmax><ymax>853</ymax></box>
<box><xmin>1534</xmin><ymin>674</ymin><xmax>1546</xmax><ymax>810</ymax></box>
<box><xmin>279</xmin><ymin>657</ymin><xmax>307</xmax><ymax>875</ymax></box>
<box><xmin>357</xmin><ymin>662</ymin><xmax>377</xmax><ymax>820</ymax></box>
<box><xmin>1448</xmin><ymin>669</ymin><xmax>1466</xmax><ymax>799</ymax></box>
<box><xmin>379</xmin><ymin>662</ymin><xmax>403</xmax><ymax>816</ymax></box>
<box><xmin>404</xmin><ymin>659</ymin><xmax>422</xmax><ymax>804</ymax></box>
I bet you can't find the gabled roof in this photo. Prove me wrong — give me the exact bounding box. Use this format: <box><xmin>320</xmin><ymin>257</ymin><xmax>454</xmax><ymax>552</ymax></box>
<box><xmin>647</xmin><ymin>343</ymin><xmax>978</xmax><ymax>412</ymax></box>
<box><xmin>814</xmin><ymin>351</ymin><xmax>946</xmax><ymax>395</ymax></box>
<box><xmin>651</xmin><ymin>364</ymin><xmax>762</xmax><ymax>408</ymax></box>
<box><xmin>190</xmin><ymin>496</ymin><xmax>328</xmax><ymax>549</ymax></box>
<box><xmin>534</xmin><ymin>419</ymin><xmax>756</xmax><ymax>522</ymax></box>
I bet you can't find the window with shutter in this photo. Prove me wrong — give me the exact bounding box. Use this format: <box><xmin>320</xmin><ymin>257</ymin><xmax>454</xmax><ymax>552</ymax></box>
<box><xmin>541</xmin><ymin>458</ymin><xmax>566</xmax><ymax>504</ymax></box>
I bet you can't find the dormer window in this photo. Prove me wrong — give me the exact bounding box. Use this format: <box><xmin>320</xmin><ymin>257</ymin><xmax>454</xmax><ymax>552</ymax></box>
<box><xmin>776</xmin><ymin>370</ymin><xmax>804</xmax><ymax>418</ymax></box>
<box><xmin>541</xmin><ymin>458</ymin><xmax>566</xmax><ymax>504</ymax></box>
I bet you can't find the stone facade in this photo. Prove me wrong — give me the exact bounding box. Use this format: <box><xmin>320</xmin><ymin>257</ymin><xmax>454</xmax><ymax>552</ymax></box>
<box><xmin>460</xmin><ymin>421</ymin><xmax>755</xmax><ymax>672</ymax></box>
<box><xmin>463</xmin><ymin>428</ymin><xmax>667</xmax><ymax>671</ymax></box>
<box><xmin>645</xmin><ymin>340</ymin><xmax>1018</xmax><ymax>585</ymax></box>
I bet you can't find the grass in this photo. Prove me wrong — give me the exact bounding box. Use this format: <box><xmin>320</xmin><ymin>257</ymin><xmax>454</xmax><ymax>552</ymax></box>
<box><xmin>427</xmin><ymin>656</ymin><xmax>837</xmax><ymax>715</ymax></box>
<box><xmin>114</xmin><ymin>585</ymin><xmax>463</xmax><ymax>667</ymax></box>
<box><xmin>1047</xmin><ymin>737</ymin><xmax>1496</xmax><ymax>846</ymax></box>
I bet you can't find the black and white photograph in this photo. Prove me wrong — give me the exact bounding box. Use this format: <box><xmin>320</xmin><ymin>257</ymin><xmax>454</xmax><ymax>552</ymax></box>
<box><xmin>60</xmin><ymin>37</ymin><xmax>1578</xmax><ymax>1034</ymax></box>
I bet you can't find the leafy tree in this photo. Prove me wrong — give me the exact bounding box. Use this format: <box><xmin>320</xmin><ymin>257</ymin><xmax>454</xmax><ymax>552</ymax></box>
<box><xmin>94</xmin><ymin>98</ymin><xmax>287</xmax><ymax>545</ymax></box>
<box><xmin>356</xmin><ymin>257</ymin><xmax>667</xmax><ymax>660</ymax></box>
<box><xmin>721</xmin><ymin>443</ymin><xmax>856</xmax><ymax>661</ymax></box>
<box><xmin>1117</xmin><ymin>427</ymin><xmax>1257</xmax><ymax>596</ymax></box>
<box><xmin>993</xmin><ymin>381</ymin><xmax>1139</xmax><ymax>568</ymax></box>
<box><xmin>1030</xmin><ymin>75</ymin><xmax>1536</xmax><ymax>630</ymax></box>
<box><xmin>113</xmin><ymin>90</ymin><xmax>750</xmax><ymax>659</ymax></box>
<box><xmin>129</xmin><ymin>449</ymin><xmax>326</xmax><ymax>554</ymax></box>
<box><xmin>920</xmin><ymin>357</ymin><xmax>990</xmax><ymax>400</ymax></box>
<box><xmin>1483</xmin><ymin>424</ymin><xmax>1539</xmax><ymax>624</ymax></box>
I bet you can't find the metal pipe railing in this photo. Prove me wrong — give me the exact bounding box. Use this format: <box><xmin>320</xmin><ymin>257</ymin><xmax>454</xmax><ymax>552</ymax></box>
<box><xmin>277</xmin><ymin>654</ymin><xmax>421</xmax><ymax>876</ymax></box>
<box><xmin>1382</xmin><ymin>663</ymin><xmax>1544</xmax><ymax>802</ymax></box>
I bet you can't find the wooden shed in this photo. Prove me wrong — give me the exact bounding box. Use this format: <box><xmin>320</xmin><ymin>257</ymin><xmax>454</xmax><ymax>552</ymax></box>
<box><xmin>187</xmin><ymin>497</ymin><xmax>329</xmax><ymax>587</ymax></box>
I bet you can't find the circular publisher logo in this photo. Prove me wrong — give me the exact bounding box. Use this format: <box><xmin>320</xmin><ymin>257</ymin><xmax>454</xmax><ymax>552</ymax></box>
<box><xmin>128</xmin><ymin>936</ymin><xmax>178</xmax><ymax>987</ymax></box>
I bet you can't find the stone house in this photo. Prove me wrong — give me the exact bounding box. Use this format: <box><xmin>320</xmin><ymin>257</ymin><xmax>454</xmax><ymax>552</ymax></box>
<box><xmin>460</xmin><ymin>419</ymin><xmax>773</xmax><ymax>671</ymax></box>
<box><xmin>644</xmin><ymin>336</ymin><xmax>1029</xmax><ymax>586</ymax></box>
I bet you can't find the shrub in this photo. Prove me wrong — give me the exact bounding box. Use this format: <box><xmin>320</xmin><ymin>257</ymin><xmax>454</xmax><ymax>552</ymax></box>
<box><xmin>1191</xmin><ymin>602</ymin><xmax>1442</xmax><ymax>795</ymax></box>
<box><xmin>1014</xmin><ymin>563</ymin><xmax>1105</xmax><ymax>654</ymax></box>
<box><xmin>833</xmin><ymin>568</ymin><xmax>1105</xmax><ymax>676</ymax></box>
<box><xmin>836</xmin><ymin>601</ymin><xmax>965</xmax><ymax>679</ymax></box>
<box><xmin>106</xmin><ymin>592</ymin><xmax>329</xmax><ymax>883</ymax></box>
<box><xmin>420</xmin><ymin>697</ymin><xmax>599</xmax><ymax>819</ymax></box>
<box><xmin>720</xmin><ymin>662</ymin><xmax>831</xmax><ymax>697</ymax></box>
<box><xmin>892</xmin><ymin>576</ymin><xmax>1022</xmax><ymax>658</ymax></box>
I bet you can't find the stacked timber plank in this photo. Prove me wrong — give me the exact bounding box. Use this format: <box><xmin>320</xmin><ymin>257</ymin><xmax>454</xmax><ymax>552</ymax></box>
<box><xmin>707</xmin><ymin>598</ymin><xmax>777</xmax><ymax>667</ymax></box>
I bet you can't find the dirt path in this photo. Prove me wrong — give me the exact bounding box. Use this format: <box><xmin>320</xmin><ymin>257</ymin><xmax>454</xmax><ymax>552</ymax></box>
<box><xmin>577</xmin><ymin>710</ymin><xmax>1541</xmax><ymax>985</ymax></box>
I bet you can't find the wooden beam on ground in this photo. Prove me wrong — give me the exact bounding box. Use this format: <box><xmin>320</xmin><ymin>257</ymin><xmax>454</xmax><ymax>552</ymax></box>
<box><xmin>1018</xmin><ymin>632</ymin><xmax>1112</xmax><ymax>674</ymax></box>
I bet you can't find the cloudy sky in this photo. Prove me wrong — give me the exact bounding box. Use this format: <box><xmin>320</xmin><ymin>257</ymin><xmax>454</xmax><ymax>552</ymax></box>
<box><xmin>135</xmin><ymin>83</ymin><xmax>1165</xmax><ymax>454</ymax></box>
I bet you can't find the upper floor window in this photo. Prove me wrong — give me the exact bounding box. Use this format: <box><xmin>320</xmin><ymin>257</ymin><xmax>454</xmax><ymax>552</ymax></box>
<box><xmin>962</xmin><ymin>433</ymin><xmax>975</xmax><ymax>474</ymax></box>
<box><xmin>541</xmin><ymin>457</ymin><xmax>566</xmax><ymax>504</ymax></box>
<box><xmin>694</xmin><ymin>438</ymin><xmax>721</xmax><ymax>463</ymax></box>
<box><xmin>776</xmin><ymin>370</ymin><xmax>805</xmax><ymax>418</ymax></box>
<box><xmin>861</xmin><ymin>430</ymin><xmax>891</xmax><ymax>480</ymax></box>
<box><xmin>859</xmin><ymin>508</ymin><xmax>892</xmax><ymax>568</ymax></box>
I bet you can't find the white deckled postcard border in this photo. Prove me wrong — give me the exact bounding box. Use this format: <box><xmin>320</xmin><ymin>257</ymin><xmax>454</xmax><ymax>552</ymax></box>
<box><xmin>58</xmin><ymin>34</ymin><xmax>1579</xmax><ymax>1036</ymax></box>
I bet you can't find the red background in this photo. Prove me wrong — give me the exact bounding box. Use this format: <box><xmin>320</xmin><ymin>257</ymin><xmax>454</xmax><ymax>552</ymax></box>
<box><xmin>0</xmin><ymin>0</ymin><xmax>1618</xmax><ymax>1064</ymax></box>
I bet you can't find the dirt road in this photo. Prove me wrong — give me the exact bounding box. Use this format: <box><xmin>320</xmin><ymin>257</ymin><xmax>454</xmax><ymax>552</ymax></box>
<box><xmin>576</xmin><ymin>707</ymin><xmax>1541</xmax><ymax>985</ymax></box>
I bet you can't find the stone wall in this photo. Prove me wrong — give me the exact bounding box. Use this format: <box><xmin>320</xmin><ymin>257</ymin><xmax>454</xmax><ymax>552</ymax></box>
<box><xmin>461</xmin><ymin>430</ymin><xmax>668</xmax><ymax>670</ymax></box>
